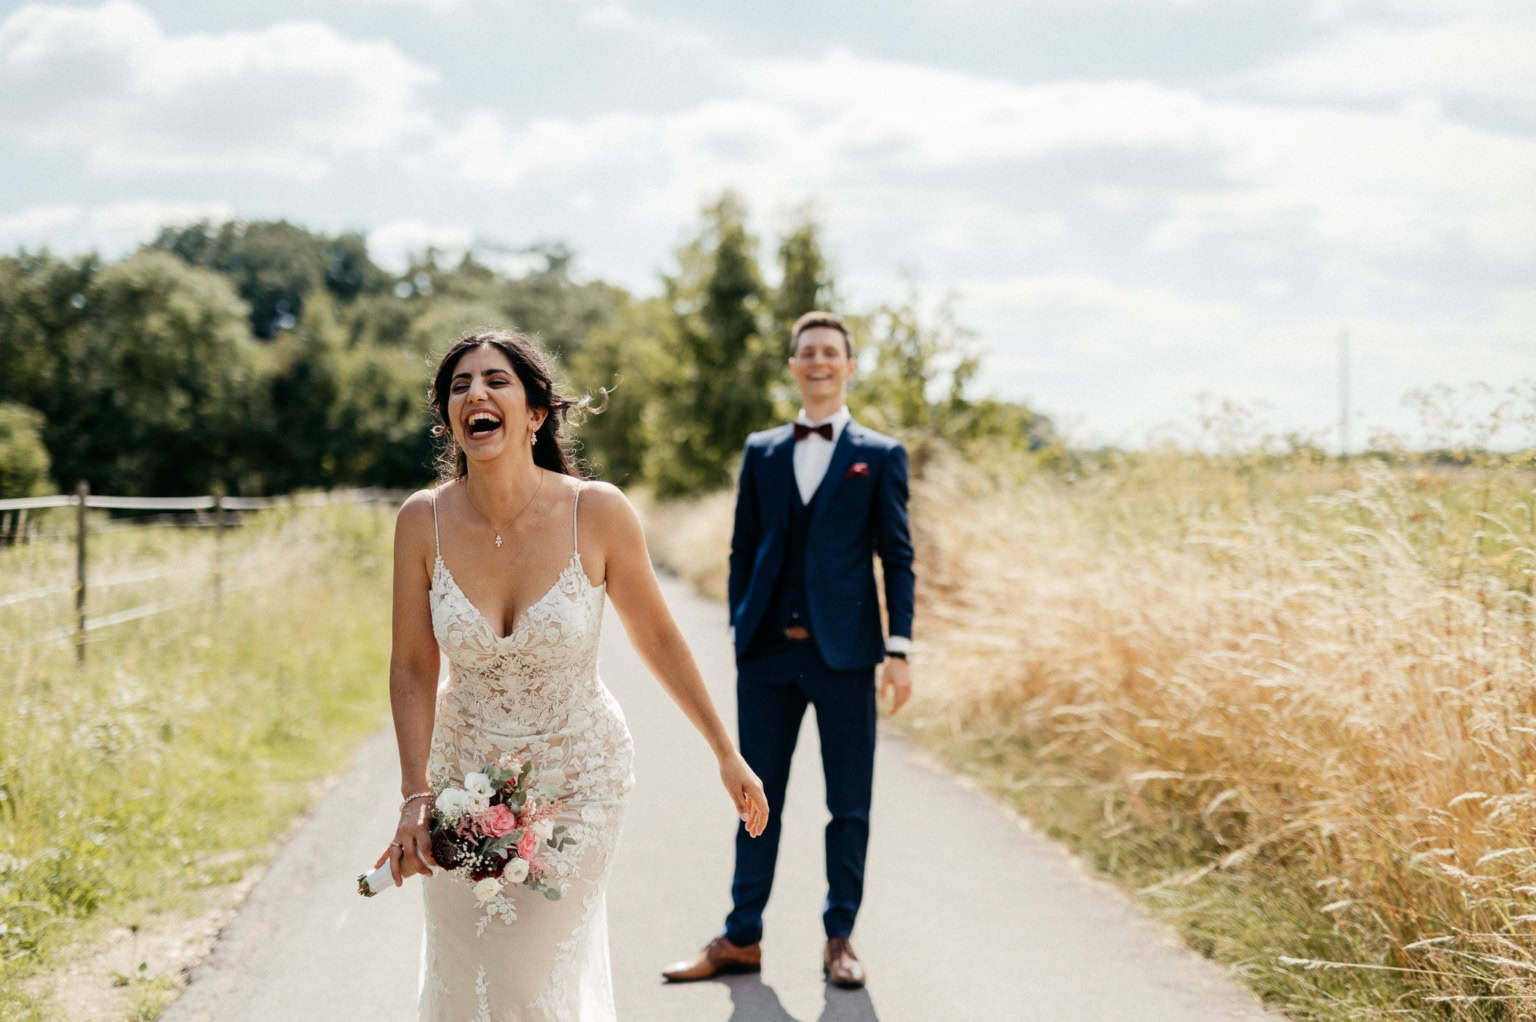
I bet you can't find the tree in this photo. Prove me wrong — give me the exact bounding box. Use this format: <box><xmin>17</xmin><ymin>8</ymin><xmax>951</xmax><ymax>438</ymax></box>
<box><xmin>0</xmin><ymin>252</ymin><xmax>99</xmax><ymax>417</ymax></box>
<box><xmin>0</xmin><ymin>402</ymin><xmax>51</xmax><ymax>498</ymax></box>
<box><xmin>331</xmin><ymin>341</ymin><xmax>437</xmax><ymax>487</ymax></box>
<box><xmin>568</xmin><ymin>297</ymin><xmax>669</xmax><ymax>485</ymax></box>
<box><xmin>851</xmin><ymin>288</ymin><xmax>1055</xmax><ymax>470</ymax></box>
<box><xmin>767</xmin><ymin>210</ymin><xmax>837</xmax><ymax>420</ymax></box>
<box><xmin>771</xmin><ymin>210</ymin><xmax>836</xmax><ymax>342</ymax></box>
<box><xmin>54</xmin><ymin>251</ymin><xmax>273</xmax><ymax>495</ymax></box>
<box><xmin>151</xmin><ymin>220</ymin><xmax>390</xmax><ymax>339</ymax></box>
<box><xmin>645</xmin><ymin>193</ymin><xmax>780</xmax><ymax>496</ymax></box>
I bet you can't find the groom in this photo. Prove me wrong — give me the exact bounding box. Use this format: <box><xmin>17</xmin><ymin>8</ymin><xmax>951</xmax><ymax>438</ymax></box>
<box><xmin>662</xmin><ymin>311</ymin><xmax>915</xmax><ymax>989</ymax></box>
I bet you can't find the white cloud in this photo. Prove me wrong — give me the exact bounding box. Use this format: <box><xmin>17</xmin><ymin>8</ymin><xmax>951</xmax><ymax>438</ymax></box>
<box><xmin>947</xmin><ymin>272</ymin><xmax>1536</xmax><ymax>448</ymax></box>
<box><xmin>0</xmin><ymin>203</ymin><xmax>81</xmax><ymax>245</ymax></box>
<box><xmin>581</xmin><ymin>2</ymin><xmax>715</xmax><ymax>51</ymax></box>
<box><xmin>366</xmin><ymin>219</ymin><xmax>556</xmax><ymax>277</ymax></box>
<box><xmin>1145</xmin><ymin>102</ymin><xmax>1536</xmax><ymax>271</ymax></box>
<box><xmin>366</xmin><ymin>218</ymin><xmax>474</xmax><ymax>273</ymax></box>
<box><xmin>344</xmin><ymin>0</ymin><xmax>486</xmax><ymax>11</ymax></box>
<box><xmin>425</xmin><ymin>109</ymin><xmax>659</xmax><ymax>189</ymax></box>
<box><xmin>0</xmin><ymin>199</ymin><xmax>235</xmax><ymax>254</ymax></box>
<box><xmin>0</xmin><ymin>0</ymin><xmax>437</xmax><ymax>177</ymax></box>
<box><xmin>424</xmin><ymin>50</ymin><xmax>1536</xmax><ymax>280</ymax></box>
<box><xmin>1237</xmin><ymin>10</ymin><xmax>1536</xmax><ymax>116</ymax></box>
<box><xmin>405</xmin><ymin>45</ymin><xmax>1529</xmax><ymax>448</ymax></box>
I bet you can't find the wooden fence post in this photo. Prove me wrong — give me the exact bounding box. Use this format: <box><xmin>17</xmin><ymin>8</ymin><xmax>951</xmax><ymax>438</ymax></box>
<box><xmin>213</xmin><ymin>487</ymin><xmax>225</xmax><ymax>608</ymax></box>
<box><xmin>75</xmin><ymin>480</ymin><xmax>88</xmax><ymax>664</ymax></box>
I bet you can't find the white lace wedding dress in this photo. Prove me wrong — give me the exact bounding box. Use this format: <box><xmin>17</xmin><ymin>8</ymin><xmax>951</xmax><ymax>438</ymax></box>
<box><xmin>419</xmin><ymin>481</ymin><xmax>635</xmax><ymax>1021</ymax></box>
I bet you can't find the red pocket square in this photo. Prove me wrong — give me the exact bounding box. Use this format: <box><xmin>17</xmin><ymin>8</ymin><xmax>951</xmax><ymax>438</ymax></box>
<box><xmin>844</xmin><ymin>461</ymin><xmax>870</xmax><ymax>479</ymax></box>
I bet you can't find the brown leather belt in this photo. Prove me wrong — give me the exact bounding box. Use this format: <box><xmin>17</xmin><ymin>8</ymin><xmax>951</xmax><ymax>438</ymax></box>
<box><xmin>783</xmin><ymin>626</ymin><xmax>811</xmax><ymax>640</ymax></box>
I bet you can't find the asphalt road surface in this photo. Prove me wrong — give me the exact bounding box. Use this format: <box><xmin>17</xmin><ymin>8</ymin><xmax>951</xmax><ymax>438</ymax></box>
<box><xmin>162</xmin><ymin>574</ymin><xmax>1283</xmax><ymax>1022</ymax></box>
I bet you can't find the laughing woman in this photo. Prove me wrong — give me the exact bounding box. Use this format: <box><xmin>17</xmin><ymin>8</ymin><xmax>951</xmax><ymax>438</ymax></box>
<box><xmin>373</xmin><ymin>329</ymin><xmax>769</xmax><ymax>1020</ymax></box>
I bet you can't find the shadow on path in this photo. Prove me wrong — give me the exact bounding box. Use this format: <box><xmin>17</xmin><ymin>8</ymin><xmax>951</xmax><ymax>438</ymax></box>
<box><xmin>720</xmin><ymin>974</ymin><xmax>881</xmax><ymax>1022</ymax></box>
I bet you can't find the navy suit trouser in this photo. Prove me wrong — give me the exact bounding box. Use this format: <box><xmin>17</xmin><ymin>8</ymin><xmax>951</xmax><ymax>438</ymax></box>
<box><xmin>724</xmin><ymin>640</ymin><xmax>877</xmax><ymax>946</ymax></box>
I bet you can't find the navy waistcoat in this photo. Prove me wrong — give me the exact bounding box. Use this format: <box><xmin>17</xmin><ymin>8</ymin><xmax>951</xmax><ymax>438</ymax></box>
<box><xmin>746</xmin><ymin>478</ymin><xmax>818</xmax><ymax>657</ymax></box>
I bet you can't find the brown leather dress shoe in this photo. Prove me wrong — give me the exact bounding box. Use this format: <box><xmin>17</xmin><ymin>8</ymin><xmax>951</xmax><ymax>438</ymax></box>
<box><xmin>823</xmin><ymin>936</ymin><xmax>866</xmax><ymax>989</ymax></box>
<box><xmin>661</xmin><ymin>936</ymin><xmax>762</xmax><ymax>982</ymax></box>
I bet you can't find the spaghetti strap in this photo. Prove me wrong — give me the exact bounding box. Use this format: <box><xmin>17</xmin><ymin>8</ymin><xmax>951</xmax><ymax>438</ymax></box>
<box><xmin>430</xmin><ymin>485</ymin><xmax>441</xmax><ymax>558</ymax></box>
<box><xmin>571</xmin><ymin>481</ymin><xmax>582</xmax><ymax>553</ymax></box>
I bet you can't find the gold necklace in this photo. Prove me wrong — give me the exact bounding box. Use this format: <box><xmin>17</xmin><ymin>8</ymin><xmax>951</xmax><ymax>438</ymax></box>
<box><xmin>466</xmin><ymin>473</ymin><xmax>543</xmax><ymax>549</ymax></box>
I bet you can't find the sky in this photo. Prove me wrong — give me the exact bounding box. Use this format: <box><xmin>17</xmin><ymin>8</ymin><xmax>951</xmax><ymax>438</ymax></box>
<box><xmin>1</xmin><ymin>0</ymin><xmax>1532</xmax><ymax>449</ymax></box>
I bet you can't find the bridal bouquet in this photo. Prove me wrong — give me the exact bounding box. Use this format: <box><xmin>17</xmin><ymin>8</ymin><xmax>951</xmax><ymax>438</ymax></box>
<box><xmin>358</xmin><ymin>755</ymin><xmax>577</xmax><ymax>903</ymax></box>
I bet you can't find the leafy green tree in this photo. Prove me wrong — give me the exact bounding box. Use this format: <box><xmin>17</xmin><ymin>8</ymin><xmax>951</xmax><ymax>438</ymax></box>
<box><xmin>332</xmin><ymin>341</ymin><xmax>437</xmax><ymax>487</ymax></box>
<box><xmin>767</xmin><ymin>210</ymin><xmax>837</xmax><ymax>419</ymax></box>
<box><xmin>851</xmin><ymin>289</ymin><xmax>1055</xmax><ymax>468</ymax></box>
<box><xmin>0</xmin><ymin>402</ymin><xmax>51</xmax><ymax>498</ymax></box>
<box><xmin>771</xmin><ymin>211</ymin><xmax>836</xmax><ymax>339</ymax></box>
<box><xmin>501</xmin><ymin>267</ymin><xmax>627</xmax><ymax>365</ymax></box>
<box><xmin>259</xmin><ymin>290</ymin><xmax>435</xmax><ymax>490</ymax></box>
<box><xmin>645</xmin><ymin>193</ymin><xmax>781</xmax><ymax>496</ymax></box>
<box><xmin>568</xmin><ymin>297</ymin><xmax>669</xmax><ymax>485</ymax></box>
<box><xmin>51</xmin><ymin>250</ymin><xmax>273</xmax><ymax>495</ymax></box>
<box><xmin>260</xmin><ymin>291</ymin><xmax>349</xmax><ymax>491</ymax></box>
<box><xmin>0</xmin><ymin>252</ymin><xmax>99</xmax><ymax>416</ymax></box>
<box><xmin>151</xmin><ymin>220</ymin><xmax>390</xmax><ymax>339</ymax></box>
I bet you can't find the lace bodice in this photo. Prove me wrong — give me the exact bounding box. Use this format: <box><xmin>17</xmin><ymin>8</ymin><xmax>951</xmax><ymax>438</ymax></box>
<box><xmin>418</xmin><ymin>479</ymin><xmax>635</xmax><ymax>1022</ymax></box>
<box><xmin>423</xmin><ymin>479</ymin><xmax>635</xmax><ymax>912</ymax></box>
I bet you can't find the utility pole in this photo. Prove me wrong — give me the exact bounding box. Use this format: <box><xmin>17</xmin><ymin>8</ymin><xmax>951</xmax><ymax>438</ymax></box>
<box><xmin>1338</xmin><ymin>329</ymin><xmax>1350</xmax><ymax>458</ymax></box>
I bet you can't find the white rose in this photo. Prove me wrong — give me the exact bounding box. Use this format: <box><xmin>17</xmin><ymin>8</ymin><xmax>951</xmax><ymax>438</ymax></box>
<box><xmin>435</xmin><ymin>788</ymin><xmax>470</xmax><ymax>819</ymax></box>
<box><xmin>467</xmin><ymin>792</ymin><xmax>491</xmax><ymax>814</ymax></box>
<box><xmin>532</xmin><ymin>819</ymin><xmax>555</xmax><ymax>840</ymax></box>
<box><xmin>464</xmin><ymin>772</ymin><xmax>494</xmax><ymax>800</ymax></box>
<box><xmin>502</xmin><ymin>856</ymin><xmax>530</xmax><ymax>883</ymax></box>
<box><xmin>473</xmin><ymin>877</ymin><xmax>502</xmax><ymax>903</ymax></box>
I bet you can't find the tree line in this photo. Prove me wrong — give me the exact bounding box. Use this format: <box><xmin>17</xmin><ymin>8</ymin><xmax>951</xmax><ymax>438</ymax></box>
<box><xmin>0</xmin><ymin>193</ymin><xmax>1054</xmax><ymax>500</ymax></box>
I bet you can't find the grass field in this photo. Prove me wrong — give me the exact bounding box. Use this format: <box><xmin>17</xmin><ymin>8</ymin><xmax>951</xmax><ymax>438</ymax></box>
<box><xmin>0</xmin><ymin>503</ymin><xmax>396</xmax><ymax>1020</ymax></box>
<box><xmin>642</xmin><ymin>445</ymin><xmax>1536</xmax><ymax>1021</ymax></box>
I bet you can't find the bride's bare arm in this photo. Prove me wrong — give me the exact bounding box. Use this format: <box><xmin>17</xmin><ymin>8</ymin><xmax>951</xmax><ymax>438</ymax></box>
<box><xmin>377</xmin><ymin>491</ymin><xmax>443</xmax><ymax>882</ymax></box>
<box><xmin>586</xmin><ymin>483</ymin><xmax>769</xmax><ymax>838</ymax></box>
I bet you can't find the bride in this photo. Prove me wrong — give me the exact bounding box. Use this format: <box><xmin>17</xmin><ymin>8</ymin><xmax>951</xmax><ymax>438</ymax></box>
<box><xmin>374</xmin><ymin>329</ymin><xmax>770</xmax><ymax>1020</ymax></box>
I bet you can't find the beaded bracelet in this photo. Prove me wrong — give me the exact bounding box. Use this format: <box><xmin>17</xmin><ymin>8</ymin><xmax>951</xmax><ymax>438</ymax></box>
<box><xmin>399</xmin><ymin>791</ymin><xmax>434</xmax><ymax>813</ymax></box>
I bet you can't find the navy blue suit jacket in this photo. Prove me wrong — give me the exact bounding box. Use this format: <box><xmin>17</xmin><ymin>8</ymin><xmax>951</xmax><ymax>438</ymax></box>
<box><xmin>728</xmin><ymin>418</ymin><xmax>915</xmax><ymax>671</ymax></box>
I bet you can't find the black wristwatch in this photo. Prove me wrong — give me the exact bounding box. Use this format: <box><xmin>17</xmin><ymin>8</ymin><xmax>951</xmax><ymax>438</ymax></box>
<box><xmin>886</xmin><ymin>650</ymin><xmax>907</xmax><ymax>660</ymax></box>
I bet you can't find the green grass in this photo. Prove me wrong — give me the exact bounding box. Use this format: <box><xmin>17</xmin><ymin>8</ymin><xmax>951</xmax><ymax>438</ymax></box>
<box><xmin>0</xmin><ymin>503</ymin><xmax>396</xmax><ymax>1020</ymax></box>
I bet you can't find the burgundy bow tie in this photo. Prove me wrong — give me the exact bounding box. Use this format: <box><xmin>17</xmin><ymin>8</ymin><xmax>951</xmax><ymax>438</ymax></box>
<box><xmin>794</xmin><ymin>422</ymin><xmax>834</xmax><ymax>442</ymax></box>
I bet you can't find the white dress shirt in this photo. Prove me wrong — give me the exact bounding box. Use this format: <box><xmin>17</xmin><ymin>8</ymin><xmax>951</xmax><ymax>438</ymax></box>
<box><xmin>791</xmin><ymin>406</ymin><xmax>912</xmax><ymax>655</ymax></box>
<box><xmin>793</xmin><ymin>405</ymin><xmax>851</xmax><ymax>504</ymax></box>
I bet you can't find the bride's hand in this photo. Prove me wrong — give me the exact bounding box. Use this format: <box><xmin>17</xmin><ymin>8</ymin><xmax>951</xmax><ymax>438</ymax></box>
<box><xmin>374</xmin><ymin>799</ymin><xmax>439</xmax><ymax>886</ymax></box>
<box><xmin>719</xmin><ymin>751</ymin><xmax>769</xmax><ymax>838</ymax></box>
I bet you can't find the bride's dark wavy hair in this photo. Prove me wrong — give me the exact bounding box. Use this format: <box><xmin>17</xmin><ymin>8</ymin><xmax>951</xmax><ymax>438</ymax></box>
<box><xmin>427</xmin><ymin>329</ymin><xmax>605</xmax><ymax>483</ymax></box>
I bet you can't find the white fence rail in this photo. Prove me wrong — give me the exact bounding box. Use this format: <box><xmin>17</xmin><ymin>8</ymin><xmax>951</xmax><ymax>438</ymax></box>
<box><xmin>1</xmin><ymin>484</ymin><xmax>407</xmax><ymax>660</ymax></box>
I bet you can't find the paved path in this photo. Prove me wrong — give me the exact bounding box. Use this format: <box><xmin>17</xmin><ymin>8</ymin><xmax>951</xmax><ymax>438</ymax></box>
<box><xmin>163</xmin><ymin>575</ymin><xmax>1282</xmax><ymax>1021</ymax></box>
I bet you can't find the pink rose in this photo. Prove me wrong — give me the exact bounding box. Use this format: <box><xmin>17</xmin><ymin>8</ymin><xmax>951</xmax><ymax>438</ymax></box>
<box><xmin>476</xmin><ymin>805</ymin><xmax>517</xmax><ymax>838</ymax></box>
<box><xmin>517</xmin><ymin>827</ymin><xmax>539</xmax><ymax>861</ymax></box>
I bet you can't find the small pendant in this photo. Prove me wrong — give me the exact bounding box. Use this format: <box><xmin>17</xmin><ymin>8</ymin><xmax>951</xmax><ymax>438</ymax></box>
<box><xmin>494</xmin><ymin>533</ymin><xmax>503</xmax><ymax>548</ymax></box>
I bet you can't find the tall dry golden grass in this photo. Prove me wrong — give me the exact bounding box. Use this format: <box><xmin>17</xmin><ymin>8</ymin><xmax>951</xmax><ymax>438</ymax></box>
<box><xmin>645</xmin><ymin>447</ymin><xmax>1536</xmax><ymax>1020</ymax></box>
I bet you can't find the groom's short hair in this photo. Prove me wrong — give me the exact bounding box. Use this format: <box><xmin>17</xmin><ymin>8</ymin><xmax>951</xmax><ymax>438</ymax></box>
<box><xmin>789</xmin><ymin>311</ymin><xmax>852</xmax><ymax>358</ymax></box>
